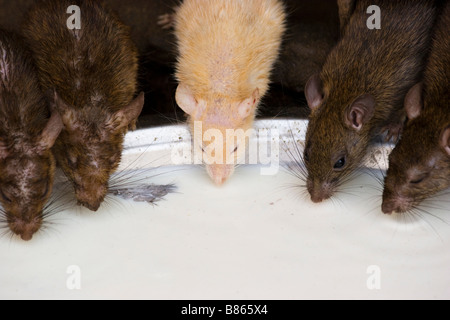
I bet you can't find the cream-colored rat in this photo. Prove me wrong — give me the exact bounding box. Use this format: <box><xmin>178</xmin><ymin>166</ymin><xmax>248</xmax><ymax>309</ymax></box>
<box><xmin>174</xmin><ymin>0</ymin><xmax>285</xmax><ymax>185</ymax></box>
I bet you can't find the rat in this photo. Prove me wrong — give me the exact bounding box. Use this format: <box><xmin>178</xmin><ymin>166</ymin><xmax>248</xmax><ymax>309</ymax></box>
<box><xmin>382</xmin><ymin>2</ymin><xmax>450</xmax><ymax>214</ymax></box>
<box><xmin>302</xmin><ymin>0</ymin><xmax>438</xmax><ymax>203</ymax></box>
<box><xmin>173</xmin><ymin>0</ymin><xmax>286</xmax><ymax>185</ymax></box>
<box><xmin>22</xmin><ymin>0</ymin><xmax>145</xmax><ymax>211</ymax></box>
<box><xmin>0</xmin><ymin>29</ymin><xmax>63</xmax><ymax>241</ymax></box>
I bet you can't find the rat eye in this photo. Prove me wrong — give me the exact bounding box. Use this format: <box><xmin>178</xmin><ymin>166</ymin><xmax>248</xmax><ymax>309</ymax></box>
<box><xmin>304</xmin><ymin>150</ymin><xmax>309</xmax><ymax>162</ymax></box>
<box><xmin>232</xmin><ymin>145</ymin><xmax>238</xmax><ymax>153</ymax></box>
<box><xmin>410</xmin><ymin>178</ymin><xmax>424</xmax><ymax>184</ymax></box>
<box><xmin>41</xmin><ymin>182</ymin><xmax>50</xmax><ymax>200</ymax></box>
<box><xmin>0</xmin><ymin>189</ymin><xmax>12</xmax><ymax>203</ymax></box>
<box><xmin>334</xmin><ymin>157</ymin><xmax>346</xmax><ymax>170</ymax></box>
<box><xmin>410</xmin><ymin>173</ymin><xmax>428</xmax><ymax>185</ymax></box>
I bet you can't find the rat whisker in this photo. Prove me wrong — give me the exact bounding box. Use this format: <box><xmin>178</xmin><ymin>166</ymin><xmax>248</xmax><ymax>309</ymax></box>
<box><xmin>417</xmin><ymin>208</ymin><xmax>449</xmax><ymax>227</ymax></box>
<box><xmin>0</xmin><ymin>228</ymin><xmax>14</xmax><ymax>240</ymax></box>
<box><xmin>408</xmin><ymin>208</ymin><xmax>444</xmax><ymax>240</ymax></box>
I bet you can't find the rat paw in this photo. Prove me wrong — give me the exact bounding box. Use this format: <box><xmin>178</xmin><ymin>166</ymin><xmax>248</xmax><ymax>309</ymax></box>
<box><xmin>157</xmin><ymin>13</ymin><xmax>175</xmax><ymax>30</ymax></box>
<box><xmin>382</xmin><ymin>122</ymin><xmax>403</xmax><ymax>143</ymax></box>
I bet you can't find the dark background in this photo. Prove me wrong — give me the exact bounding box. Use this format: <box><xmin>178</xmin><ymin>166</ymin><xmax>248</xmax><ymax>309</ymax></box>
<box><xmin>0</xmin><ymin>0</ymin><xmax>340</xmax><ymax>127</ymax></box>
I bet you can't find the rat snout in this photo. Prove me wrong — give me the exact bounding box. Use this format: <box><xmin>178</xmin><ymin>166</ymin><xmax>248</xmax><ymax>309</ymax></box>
<box><xmin>307</xmin><ymin>179</ymin><xmax>332</xmax><ymax>203</ymax></box>
<box><xmin>206</xmin><ymin>164</ymin><xmax>235</xmax><ymax>185</ymax></box>
<box><xmin>381</xmin><ymin>197</ymin><xmax>412</xmax><ymax>214</ymax></box>
<box><xmin>9</xmin><ymin>217</ymin><xmax>42</xmax><ymax>241</ymax></box>
<box><xmin>381</xmin><ymin>200</ymin><xmax>395</xmax><ymax>215</ymax></box>
<box><xmin>75</xmin><ymin>184</ymin><xmax>107</xmax><ymax>212</ymax></box>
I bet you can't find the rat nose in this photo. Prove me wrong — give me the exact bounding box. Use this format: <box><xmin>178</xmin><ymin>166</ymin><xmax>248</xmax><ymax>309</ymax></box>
<box><xmin>307</xmin><ymin>179</ymin><xmax>331</xmax><ymax>203</ymax></box>
<box><xmin>78</xmin><ymin>200</ymin><xmax>101</xmax><ymax>212</ymax></box>
<box><xmin>9</xmin><ymin>218</ymin><xmax>42</xmax><ymax>241</ymax></box>
<box><xmin>207</xmin><ymin>164</ymin><xmax>234</xmax><ymax>186</ymax></box>
<box><xmin>310</xmin><ymin>193</ymin><xmax>325</xmax><ymax>203</ymax></box>
<box><xmin>75</xmin><ymin>184</ymin><xmax>107</xmax><ymax>211</ymax></box>
<box><xmin>381</xmin><ymin>201</ymin><xmax>395</xmax><ymax>215</ymax></box>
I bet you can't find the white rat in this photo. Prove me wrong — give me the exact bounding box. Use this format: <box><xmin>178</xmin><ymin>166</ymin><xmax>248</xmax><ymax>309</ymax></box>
<box><xmin>174</xmin><ymin>0</ymin><xmax>285</xmax><ymax>185</ymax></box>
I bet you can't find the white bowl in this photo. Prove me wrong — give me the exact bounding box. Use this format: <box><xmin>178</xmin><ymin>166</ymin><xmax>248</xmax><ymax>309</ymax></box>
<box><xmin>0</xmin><ymin>119</ymin><xmax>448</xmax><ymax>300</ymax></box>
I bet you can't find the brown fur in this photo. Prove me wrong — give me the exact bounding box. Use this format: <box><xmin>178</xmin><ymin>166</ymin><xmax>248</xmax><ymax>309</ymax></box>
<box><xmin>0</xmin><ymin>29</ymin><xmax>62</xmax><ymax>241</ymax></box>
<box><xmin>337</xmin><ymin>0</ymin><xmax>356</xmax><ymax>35</ymax></box>
<box><xmin>174</xmin><ymin>0</ymin><xmax>285</xmax><ymax>185</ymax></box>
<box><xmin>22</xmin><ymin>0</ymin><xmax>144</xmax><ymax>211</ymax></box>
<box><xmin>303</xmin><ymin>0</ymin><xmax>438</xmax><ymax>203</ymax></box>
<box><xmin>382</xmin><ymin>2</ymin><xmax>450</xmax><ymax>214</ymax></box>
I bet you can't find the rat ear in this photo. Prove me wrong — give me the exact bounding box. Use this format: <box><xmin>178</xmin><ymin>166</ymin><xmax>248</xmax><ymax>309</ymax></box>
<box><xmin>305</xmin><ymin>74</ymin><xmax>324</xmax><ymax>111</ymax></box>
<box><xmin>37</xmin><ymin>108</ymin><xmax>63</xmax><ymax>152</ymax></box>
<box><xmin>0</xmin><ymin>140</ymin><xmax>8</xmax><ymax>159</ymax></box>
<box><xmin>113</xmin><ymin>92</ymin><xmax>145</xmax><ymax>130</ymax></box>
<box><xmin>404</xmin><ymin>83</ymin><xmax>423</xmax><ymax>120</ymax></box>
<box><xmin>51</xmin><ymin>91</ymin><xmax>77</xmax><ymax>131</ymax></box>
<box><xmin>237</xmin><ymin>88</ymin><xmax>260</xmax><ymax>119</ymax></box>
<box><xmin>440</xmin><ymin>126</ymin><xmax>450</xmax><ymax>157</ymax></box>
<box><xmin>176</xmin><ymin>84</ymin><xmax>198</xmax><ymax>116</ymax></box>
<box><xmin>345</xmin><ymin>94</ymin><xmax>375</xmax><ymax>131</ymax></box>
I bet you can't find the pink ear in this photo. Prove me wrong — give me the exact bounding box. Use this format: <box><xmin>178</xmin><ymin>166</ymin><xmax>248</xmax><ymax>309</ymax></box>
<box><xmin>305</xmin><ymin>74</ymin><xmax>324</xmax><ymax>111</ymax></box>
<box><xmin>114</xmin><ymin>92</ymin><xmax>145</xmax><ymax>130</ymax></box>
<box><xmin>0</xmin><ymin>140</ymin><xmax>8</xmax><ymax>159</ymax></box>
<box><xmin>345</xmin><ymin>94</ymin><xmax>375</xmax><ymax>131</ymax></box>
<box><xmin>38</xmin><ymin>109</ymin><xmax>63</xmax><ymax>151</ymax></box>
<box><xmin>441</xmin><ymin>126</ymin><xmax>450</xmax><ymax>156</ymax></box>
<box><xmin>52</xmin><ymin>91</ymin><xmax>76</xmax><ymax>130</ymax></box>
<box><xmin>238</xmin><ymin>88</ymin><xmax>260</xmax><ymax>119</ymax></box>
<box><xmin>176</xmin><ymin>84</ymin><xmax>198</xmax><ymax>116</ymax></box>
<box><xmin>404</xmin><ymin>83</ymin><xmax>423</xmax><ymax>120</ymax></box>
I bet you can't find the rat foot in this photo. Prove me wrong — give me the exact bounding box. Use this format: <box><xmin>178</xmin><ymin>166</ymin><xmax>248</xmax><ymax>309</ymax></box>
<box><xmin>381</xmin><ymin>121</ymin><xmax>404</xmax><ymax>143</ymax></box>
<box><xmin>157</xmin><ymin>13</ymin><xmax>175</xmax><ymax>30</ymax></box>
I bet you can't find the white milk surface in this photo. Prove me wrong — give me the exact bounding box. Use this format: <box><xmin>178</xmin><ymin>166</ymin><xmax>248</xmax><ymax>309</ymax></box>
<box><xmin>0</xmin><ymin>165</ymin><xmax>449</xmax><ymax>300</ymax></box>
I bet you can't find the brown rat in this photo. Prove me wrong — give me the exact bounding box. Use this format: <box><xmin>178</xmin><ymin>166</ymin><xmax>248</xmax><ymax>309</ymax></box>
<box><xmin>174</xmin><ymin>0</ymin><xmax>286</xmax><ymax>185</ymax></box>
<box><xmin>302</xmin><ymin>0</ymin><xmax>438</xmax><ymax>203</ymax></box>
<box><xmin>22</xmin><ymin>0</ymin><xmax>144</xmax><ymax>211</ymax></box>
<box><xmin>0</xmin><ymin>29</ymin><xmax>63</xmax><ymax>241</ymax></box>
<box><xmin>382</xmin><ymin>2</ymin><xmax>450</xmax><ymax>214</ymax></box>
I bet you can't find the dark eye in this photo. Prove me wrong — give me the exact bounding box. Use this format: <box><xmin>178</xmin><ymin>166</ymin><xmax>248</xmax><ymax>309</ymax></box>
<box><xmin>232</xmin><ymin>145</ymin><xmax>238</xmax><ymax>153</ymax></box>
<box><xmin>410</xmin><ymin>175</ymin><xmax>427</xmax><ymax>184</ymax></box>
<box><xmin>201</xmin><ymin>146</ymin><xmax>205</xmax><ymax>153</ymax></box>
<box><xmin>334</xmin><ymin>157</ymin><xmax>346</xmax><ymax>169</ymax></box>
<box><xmin>0</xmin><ymin>189</ymin><xmax>12</xmax><ymax>203</ymax></box>
<box><xmin>304</xmin><ymin>150</ymin><xmax>309</xmax><ymax>162</ymax></box>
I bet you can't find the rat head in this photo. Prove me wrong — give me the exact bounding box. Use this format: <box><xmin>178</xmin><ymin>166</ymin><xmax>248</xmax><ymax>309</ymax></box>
<box><xmin>53</xmin><ymin>92</ymin><xmax>144</xmax><ymax>211</ymax></box>
<box><xmin>0</xmin><ymin>110</ymin><xmax>62</xmax><ymax>241</ymax></box>
<box><xmin>176</xmin><ymin>84</ymin><xmax>259</xmax><ymax>185</ymax></box>
<box><xmin>382</xmin><ymin>84</ymin><xmax>450</xmax><ymax>214</ymax></box>
<box><xmin>303</xmin><ymin>74</ymin><xmax>376</xmax><ymax>203</ymax></box>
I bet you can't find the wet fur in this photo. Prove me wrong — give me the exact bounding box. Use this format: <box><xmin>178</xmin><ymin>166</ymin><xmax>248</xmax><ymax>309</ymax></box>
<box><xmin>383</xmin><ymin>2</ymin><xmax>450</xmax><ymax>213</ymax></box>
<box><xmin>304</xmin><ymin>0</ymin><xmax>438</xmax><ymax>202</ymax></box>
<box><xmin>22</xmin><ymin>0</ymin><xmax>143</xmax><ymax>211</ymax></box>
<box><xmin>0</xmin><ymin>30</ymin><xmax>58</xmax><ymax>241</ymax></box>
